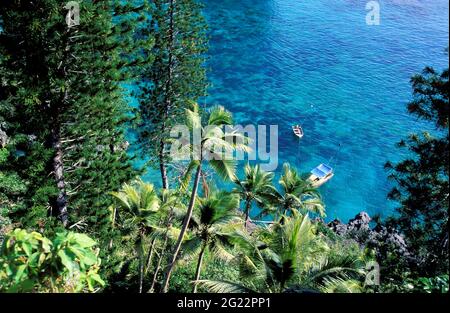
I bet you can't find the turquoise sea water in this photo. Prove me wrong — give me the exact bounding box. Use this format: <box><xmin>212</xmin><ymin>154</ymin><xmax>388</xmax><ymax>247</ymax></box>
<box><xmin>136</xmin><ymin>0</ymin><xmax>448</xmax><ymax>222</ymax></box>
<box><xmin>200</xmin><ymin>0</ymin><xmax>449</xmax><ymax>221</ymax></box>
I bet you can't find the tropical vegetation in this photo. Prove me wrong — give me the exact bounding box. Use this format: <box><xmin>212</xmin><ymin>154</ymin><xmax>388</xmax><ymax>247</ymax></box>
<box><xmin>0</xmin><ymin>0</ymin><xmax>447</xmax><ymax>294</ymax></box>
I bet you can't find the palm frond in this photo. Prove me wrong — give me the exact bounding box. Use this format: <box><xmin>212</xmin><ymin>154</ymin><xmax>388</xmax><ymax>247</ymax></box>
<box><xmin>319</xmin><ymin>276</ymin><xmax>363</xmax><ymax>293</ymax></box>
<box><xmin>180</xmin><ymin>160</ymin><xmax>200</xmax><ymax>192</ymax></box>
<box><xmin>151</xmin><ymin>225</ymin><xmax>183</xmax><ymax>242</ymax></box>
<box><xmin>210</xmin><ymin>240</ymin><xmax>235</xmax><ymax>263</ymax></box>
<box><xmin>110</xmin><ymin>190</ymin><xmax>131</xmax><ymax>210</ymax></box>
<box><xmin>298</xmin><ymin>199</ymin><xmax>325</xmax><ymax>218</ymax></box>
<box><xmin>209</xmin><ymin>159</ymin><xmax>237</xmax><ymax>181</ymax></box>
<box><xmin>207</xmin><ymin>106</ymin><xmax>233</xmax><ymax>126</ymax></box>
<box><xmin>185</xmin><ymin>107</ymin><xmax>202</xmax><ymax>131</ymax></box>
<box><xmin>180</xmin><ymin>237</ymin><xmax>204</xmax><ymax>261</ymax></box>
<box><xmin>194</xmin><ymin>280</ymin><xmax>255</xmax><ymax>293</ymax></box>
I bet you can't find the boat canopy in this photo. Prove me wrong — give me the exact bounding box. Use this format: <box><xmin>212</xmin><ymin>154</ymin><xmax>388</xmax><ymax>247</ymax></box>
<box><xmin>311</xmin><ymin>163</ymin><xmax>333</xmax><ymax>178</ymax></box>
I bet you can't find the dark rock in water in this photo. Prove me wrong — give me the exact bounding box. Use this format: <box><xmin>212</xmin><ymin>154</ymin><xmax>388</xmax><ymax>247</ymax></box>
<box><xmin>327</xmin><ymin>212</ymin><xmax>372</xmax><ymax>236</ymax></box>
<box><xmin>328</xmin><ymin>218</ymin><xmax>348</xmax><ymax>236</ymax></box>
<box><xmin>326</xmin><ymin>211</ymin><xmax>410</xmax><ymax>262</ymax></box>
<box><xmin>348</xmin><ymin>212</ymin><xmax>371</xmax><ymax>231</ymax></box>
<box><xmin>327</xmin><ymin>212</ymin><xmax>371</xmax><ymax>234</ymax></box>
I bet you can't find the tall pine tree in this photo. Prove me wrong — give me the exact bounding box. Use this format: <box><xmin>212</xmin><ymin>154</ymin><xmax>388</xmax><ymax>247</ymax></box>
<box><xmin>136</xmin><ymin>0</ymin><xmax>208</xmax><ymax>190</ymax></box>
<box><xmin>385</xmin><ymin>63</ymin><xmax>449</xmax><ymax>277</ymax></box>
<box><xmin>0</xmin><ymin>1</ymin><xmax>152</xmax><ymax>236</ymax></box>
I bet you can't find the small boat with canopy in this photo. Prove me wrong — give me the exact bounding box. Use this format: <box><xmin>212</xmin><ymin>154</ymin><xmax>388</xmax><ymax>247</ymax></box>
<box><xmin>307</xmin><ymin>163</ymin><xmax>334</xmax><ymax>187</ymax></box>
<box><xmin>292</xmin><ymin>125</ymin><xmax>304</xmax><ymax>138</ymax></box>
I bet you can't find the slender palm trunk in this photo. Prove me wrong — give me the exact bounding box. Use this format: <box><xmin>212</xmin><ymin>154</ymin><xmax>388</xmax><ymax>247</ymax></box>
<box><xmin>148</xmin><ymin>234</ymin><xmax>168</xmax><ymax>293</ymax></box>
<box><xmin>201</xmin><ymin>170</ymin><xmax>209</xmax><ymax>197</ymax></box>
<box><xmin>145</xmin><ymin>217</ymin><xmax>165</xmax><ymax>275</ymax></box>
<box><xmin>280</xmin><ymin>280</ymin><xmax>287</xmax><ymax>293</ymax></box>
<box><xmin>161</xmin><ymin>164</ymin><xmax>202</xmax><ymax>293</ymax></box>
<box><xmin>192</xmin><ymin>243</ymin><xmax>207</xmax><ymax>293</ymax></box>
<box><xmin>144</xmin><ymin>237</ymin><xmax>157</xmax><ymax>275</ymax></box>
<box><xmin>149</xmin><ymin>205</ymin><xmax>175</xmax><ymax>293</ymax></box>
<box><xmin>244</xmin><ymin>198</ymin><xmax>251</xmax><ymax>229</ymax></box>
<box><xmin>138</xmin><ymin>232</ymin><xmax>145</xmax><ymax>293</ymax></box>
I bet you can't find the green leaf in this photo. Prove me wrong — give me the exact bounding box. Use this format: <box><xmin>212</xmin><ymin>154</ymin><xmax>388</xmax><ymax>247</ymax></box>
<box><xmin>22</xmin><ymin>242</ymin><xmax>33</xmax><ymax>256</ymax></box>
<box><xmin>80</xmin><ymin>251</ymin><xmax>98</xmax><ymax>267</ymax></box>
<box><xmin>14</xmin><ymin>265</ymin><xmax>27</xmax><ymax>283</ymax></box>
<box><xmin>57</xmin><ymin>249</ymin><xmax>76</xmax><ymax>272</ymax></box>
<box><xmin>71</xmin><ymin>233</ymin><xmax>97</xmax><ymax>248</ymax></box>
<box><xmin>90</xmin><ymin>273</ymin><xmax>105</xmax><ymax>286</ymax></box>
<box><xmin>28</xmin><ymin>252</ymin><xmax>40</xmax><ymax>268</ymax></box>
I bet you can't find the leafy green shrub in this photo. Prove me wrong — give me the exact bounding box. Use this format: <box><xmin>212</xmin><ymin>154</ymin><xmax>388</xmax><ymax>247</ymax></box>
<box><xmin>0</xmin><ymin>228</ymin><xmax>105</xmax><ymax>292</ymax></box>
<box><xmin>169</xmin><ymin>252</ymin><xmax>241</xmax><ymax>293</ymax></box>
<box><xmin>416</xmin><ymin>275</ymin><xmax>449</xmax><ymax>293</ymax></box>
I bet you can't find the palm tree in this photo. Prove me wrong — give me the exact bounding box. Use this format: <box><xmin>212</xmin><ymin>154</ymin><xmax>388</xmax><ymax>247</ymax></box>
<box><xmin>148</xmin><ymin>188</ymin><xmax>186</xmax><ymax>293</ymax></box>
<box><xmin>111</xmin><ymin>179</ymin><xmax>161</xmax><ymax>293</ymax></box>
<box><xmin>233</xmin><ymin>164</ymin><xmax>278</xmax><ymax>228</ymax></box>
<box><xmin>161</xmin><ymin>103</ymin><xmax>250</xmax><ymax>293</ymax></box>
<box><xmin>196</xmin><ymin>212</ymin><xmax>367</xmax><ymax>293</ymax></box>
<box><xmin>277</xmin><ymin>163</ymin><xmax>325</xmax><ymax>218</ymax></box>
<box><xmin>182</xmin><ymin>190</ymin><xmax>242</xmax><ymax>293</ymax></box>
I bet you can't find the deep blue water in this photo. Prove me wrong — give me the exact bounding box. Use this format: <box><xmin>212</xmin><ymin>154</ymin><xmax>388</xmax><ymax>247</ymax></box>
<box><xmin>201</xmin><ymin>0</ymin><xmax>449</xmax><ymax>221</ymax></box>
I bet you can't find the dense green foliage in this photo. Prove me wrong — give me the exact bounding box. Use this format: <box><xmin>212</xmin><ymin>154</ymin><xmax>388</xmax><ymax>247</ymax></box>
<box><xmin>0</xmin><ymin>0</ymin><xmax>145</xmax><ymax>231</ymax></box>
<box><xmin>385</xmin><ymin>65</ymin><xmax>449</xmax><ymax>279</ymax></box>
<box><xmin>0</xmin><ymin>229</ymin><xmax>104</xmax><ymax>292</ymax></box>
<box><xmin>197</xmin><ymin>212</ymin><xmax>368</xmax><ymax>293</ymax></box>
<box><xmin>0</xmin><ymin>1</ymin><xmax>447</xmax><ymax>294</ymax></box>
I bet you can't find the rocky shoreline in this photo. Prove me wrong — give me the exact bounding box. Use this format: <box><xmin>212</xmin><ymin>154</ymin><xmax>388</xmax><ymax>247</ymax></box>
<box><xmin>320</xmin><ymin>212</ymin><xmax>410</xmax><ymax>262</ymax></box>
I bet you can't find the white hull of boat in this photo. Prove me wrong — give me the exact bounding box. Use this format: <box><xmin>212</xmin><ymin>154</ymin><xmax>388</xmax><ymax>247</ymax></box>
<box><xmin>292</xmin><ymin>125</ymin><xmax>304</xmax><ymax>138</ymax></box>
<box><xmin>308</xmin><ymin>173</ymin><xmax>334</xmax><ymax>187</ymax></box>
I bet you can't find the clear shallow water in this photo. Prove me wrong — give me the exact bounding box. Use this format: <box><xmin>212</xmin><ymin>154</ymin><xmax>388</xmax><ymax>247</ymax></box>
<box><xmin>200</xmin><ymin>0</ymin><xmax>449</xmax><ymax>221</ymax></box>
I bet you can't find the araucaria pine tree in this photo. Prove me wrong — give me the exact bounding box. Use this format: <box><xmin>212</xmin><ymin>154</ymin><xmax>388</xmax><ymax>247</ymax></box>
<box><xmin>0</xmin><ymin>1</ymin><xmax>151</xmax><ymax>236</ymax></box>
<box><xmin>136</xmin><ymin>0</ymin><xmax>208</xmax><ymax>190</ymax></box>
<box><xmin>385</xmin><ymin>64</ymin><xmax>449</xmax><ymax>277</ymax></box>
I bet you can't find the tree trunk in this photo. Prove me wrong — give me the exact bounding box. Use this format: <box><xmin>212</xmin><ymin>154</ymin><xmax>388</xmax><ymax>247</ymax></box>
<box><xmin>149</xmin><ymin>204</ymin><xmax>175</xmax><ymax>293</ymax></box>
<box><xmin>52</xmin><ymin>107</ymin><xmax>69</xmax><ymax>227</ymax></box>
<box><xmin>149</xmin><ymin>231</ymin><xmax>169</xmax><ymax>293</ymax></box>
<box><xmin>52</xmin><ymin>27</ymin><xmax>72</xmax><ymax>227</ymax></box>
<box><xmin>201</xmin><ymin>170</ymin><xmax>209</xmax><ymax>197</ymax></box>
<box><xmin>244</xmin><ymin>198</ymin><xmax>251</xmax><ymax>229</ymax></box>
<box><xmin>192</xmin><ymin>244</ymin><xmax>206</xmax><ymax>293</ymax></box>
<box><xmin>159</xmin><ymin>140</ymin><xmax>169</xmax><ymax>190</ymax></box>
<box><xmin>138</xmin><ymin>232</ymin><xmax>145</xmax><ymax>293</ymax></box>
<box><xmin>158</xmin><ymin>0</ymin><xmax>175</xmax><ymax>191</ymax></box>
<box><xmin>51</xmin><ymin>28</ymin><xmax>75</xmax><ymax>227</ymax></box>
<box><xmin>161</xmin><ymin>164</ymin><xmax>202</xmax><ymax>293</ymax></box>
<box><xmin>144</xmin><ymin>237</ymin><xmax>157</xmax><ymax>275</ymax></box>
